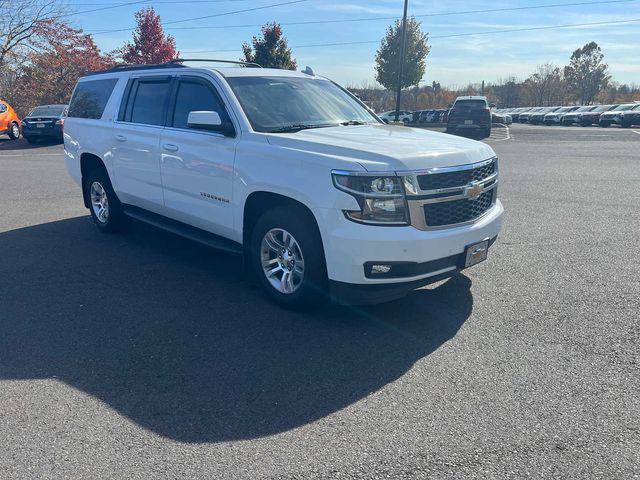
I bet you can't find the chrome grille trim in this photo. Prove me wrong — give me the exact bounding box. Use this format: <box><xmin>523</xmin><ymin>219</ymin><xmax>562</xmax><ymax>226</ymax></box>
<box><xmin>406</xmin><ymin>157</ymin><xmax>498</xmax><ymax>230</ymax></box>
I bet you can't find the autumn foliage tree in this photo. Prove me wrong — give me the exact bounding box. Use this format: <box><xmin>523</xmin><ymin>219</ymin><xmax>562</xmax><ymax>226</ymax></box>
<box><xmin>12</xmin><ymin>22</ymin><xmax>110</xmax><ymax>114</ymax></box>
<box><xmin>242</xmin><ymin>22</ymin><xmax>296</xmax><ymax>69</ymax></box>
<box><xmin>115</xmin><ymin>6</ymin><xmax>178</xmax><ymax>64</ymax></box>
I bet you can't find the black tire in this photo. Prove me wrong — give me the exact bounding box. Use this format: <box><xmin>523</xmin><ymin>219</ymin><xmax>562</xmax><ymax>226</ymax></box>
<box><xmin>621</xmin><ymin>120</ymin><xmax>631</xmax><ymax>128</ymax></box>
<box><xmin>83</xmin><ymin>167</ymin><xmax>127</xmax><ymax>233</ymax></box>
<box><xmin>599</xmin><ymin>122</ymin><xmax>610</xmax><ymax>128</ymax></box>
<box><xmin>482</xmin><ymin>128</ymin><xmax>491</xmax><ymax>138</ymax></box>
<box><xmin>8</xmin><ymin>122</ymin><xmax>20</xmax><ymax>140</ymax></box>
<box><xmin>250</xmin><ymin>206</ymin><xmax>327</xmax><ymax>309</ymax></box>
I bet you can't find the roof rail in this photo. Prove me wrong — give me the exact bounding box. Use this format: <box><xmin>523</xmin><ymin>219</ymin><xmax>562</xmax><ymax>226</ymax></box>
<box><xmin>83</xmin><ymin>62</ymin><xmax>187</xmax><ymax>76</ymax></box>
<box><xmin>82</xmin><ymin>58</ymin><xmax>262</xmax><ymax>77</ymax></box>
<box><xmin>168</xmin><ymin>58</ymin><xmax>262</xmax><ymax>68</ymax></box>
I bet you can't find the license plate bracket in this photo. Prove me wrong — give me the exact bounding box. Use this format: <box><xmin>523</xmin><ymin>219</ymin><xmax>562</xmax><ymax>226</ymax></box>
<box><xmin>36</xmin><ymin>123</ymin><xmax>45</xmax><ymax>128</ymax></box>
<box><xmin>464</xmin><ymin>239</ymin><xmax>489</xmax><ymax>268</ymax></box>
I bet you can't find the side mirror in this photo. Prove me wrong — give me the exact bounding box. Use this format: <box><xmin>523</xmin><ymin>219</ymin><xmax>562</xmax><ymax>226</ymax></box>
<box><xmin>188</xmin><ymin>111</ymin><xmax>221</xmax><ymax>129</ymax></box>
<box><xmin>447</xmin><ymin>103</ymin><xmax>453</xmax><ymax>109</ymax></box>
<box><xmin>489</xmin><ymin>103</ymin><xmax>496</xmax><ymax>108</ymax></box>
<box><xmin>187</xmin><ymin>111</ymin><xmax>234</xmax><ymax>136</ymax></box>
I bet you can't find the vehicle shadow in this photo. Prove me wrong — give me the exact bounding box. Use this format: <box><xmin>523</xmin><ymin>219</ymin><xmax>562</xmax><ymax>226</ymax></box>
<box><xmin>0</xmin><ymin>217</ymin><xmax>474</xmax><ymax>443</ymax></box>
<box><xmin>0</xmin><ymin>137</ymin><xmax>62</xmax><ymax>150</ymax></box>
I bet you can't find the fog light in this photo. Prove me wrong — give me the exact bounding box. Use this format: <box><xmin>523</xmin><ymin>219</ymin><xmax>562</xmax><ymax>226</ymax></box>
<box><xmin>371</xmin><ymin>264</ymin><xmax>392</xmax><ymax>274</ymax></box>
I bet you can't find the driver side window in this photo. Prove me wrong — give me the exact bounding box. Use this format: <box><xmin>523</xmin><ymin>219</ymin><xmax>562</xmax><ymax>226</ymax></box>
<box><xmin>171</xmin><ymin>79</ymin><xmax>230</xmax><ymax>132</ymax></box>
<box><xmin>0</xmin><ymin>103</ymin><xmax>7</xmax><ymax>113</ymax></box>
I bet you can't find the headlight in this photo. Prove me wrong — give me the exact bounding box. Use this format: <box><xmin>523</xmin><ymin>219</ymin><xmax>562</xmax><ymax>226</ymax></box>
<box><xmin>332</xmin><ymin>172</ymin><xmax>409</xmax><ymax>225</ymax></box>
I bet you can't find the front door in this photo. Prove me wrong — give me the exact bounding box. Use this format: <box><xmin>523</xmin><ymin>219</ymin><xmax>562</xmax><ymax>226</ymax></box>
<box><xmin>159</xmin><ymin>76</ymin><xmax>237</xmax><ymax>239</ymax></box>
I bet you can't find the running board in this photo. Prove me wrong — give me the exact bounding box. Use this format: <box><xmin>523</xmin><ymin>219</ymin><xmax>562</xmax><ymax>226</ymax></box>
<box><xmin>122</xmin><ymin>205</ymin><xmax>243</xmax><ymax>255</ymax></box>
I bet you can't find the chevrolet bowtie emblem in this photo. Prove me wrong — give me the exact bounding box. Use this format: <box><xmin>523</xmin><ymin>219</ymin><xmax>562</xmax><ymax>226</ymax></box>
<box><xmin>464</xmin><ymin>182</ymin><xmax>484</xmax><ymax>201</ymax></box>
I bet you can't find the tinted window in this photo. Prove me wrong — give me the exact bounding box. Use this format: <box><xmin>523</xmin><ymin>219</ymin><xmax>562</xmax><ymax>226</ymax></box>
<box><xmin>172</xmin><ymin>80</ymin><xmax>228</xmax><ymax>130</ymax></box>
<box><xmin>29</xmin><ymin>106</ymin><xmax>66</xmax><ymax>117</ymax></box>
<box><xmin>0</xmin><ymin>103</ymin><xmax>7</xmax><ymax>113</ymax></box>
<box><xmin>130</xmin><ymin>80</ymin><xmax>171</xmax><ymax>126</ymax></box>
<box><xmin>454</xmin><ymin>100</ymin><xmax>487</xmax><ymax>109</ymax></box>
<box><xmin>68</xmin><ymin>79</ymin><xmax>117</xmax><ymax>119</ymax></box>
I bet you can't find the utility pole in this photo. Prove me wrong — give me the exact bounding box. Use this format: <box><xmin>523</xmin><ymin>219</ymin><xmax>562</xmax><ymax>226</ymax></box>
<box><xmin>394</xmin><ymin>0</ymin><xmax>409</xmax><ymax>122</ymax></box>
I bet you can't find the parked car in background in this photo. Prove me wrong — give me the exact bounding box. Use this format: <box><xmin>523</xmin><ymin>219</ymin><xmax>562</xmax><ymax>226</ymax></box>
<box><xmin>379</xmin><ymin>110</ymin><xmax>413</xmax><ymax>124</ymax></box>
<box><xmin>0</xmin><ymin>98</ymin><xmax>21</xmax><ymax>140</ymax></box>
<box><xmin>620</xmin><ymin>104</ymin><xmax>640</xmax><ymax>127</ymax></box>
<box><xmin>21</xmin><ymin>104</ymin><xmax>68</xmax><ymax>143</ymax></box>
<box><xmin>528</xmin><ymin>107</ymin><xmax>559</xmax><ymax>125</ymax></box>
<box><xmin>491</xmin><ymin>111</ymin><xmax>512</xmax><ymax>125</ymax></box>
<box><xmin>543</xmin><ymin>106</ymin><xmax>579</xmax><ymax>125</ymax></box>
<box><xmin>560</xmin><ymin>105</ymin><xmax>597</xmax><ymax>126</ymax></box>
<box><xmin>599</xmin><ymin>103</ymin><xmax>639</xmax><ymax>127</ymax></box>
<box><xmin>518</xmin><ymin>107</ymin><xmax>543</xmax><ymax>123</ymax></box>
<box><xmin>508</xmin><ymin>107</ymin><xmax>528</xmax><ymax>122</ymax></box>
<box><xmin>577</xmin><ymin>104</ymin><xmax>615</xmax><ymax>126</ymax></box>
<box><xmin>446</xmin><ymin>95</ymin><xmax>492</xmax><ymax>138</ymax></box>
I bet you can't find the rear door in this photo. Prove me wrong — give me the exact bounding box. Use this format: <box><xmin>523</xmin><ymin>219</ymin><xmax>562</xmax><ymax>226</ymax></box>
<box><xmin>159</xmin><ymin>75</ymin><xmax>238</xmax><ymax>238</ymax></box>
<box><xmin>112</xmin><ymin>75</ymin><xmax>173</xmax><ymax>211</ymax></box>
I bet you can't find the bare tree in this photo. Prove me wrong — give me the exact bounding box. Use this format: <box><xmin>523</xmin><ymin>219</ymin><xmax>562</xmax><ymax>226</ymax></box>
<box><xmin>522</xmin><ymin>64</ymin><xmax>566</xmax><ymax>106</ymax></box>
<box><xmin>0</xmin><ymin>0</ymin><xmax>64</xmax><ymax>70</ymax></box>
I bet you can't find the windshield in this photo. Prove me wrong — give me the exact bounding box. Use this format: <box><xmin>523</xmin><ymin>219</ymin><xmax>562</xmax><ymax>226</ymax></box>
<box><xmin>226</xmin><ymin>76</ymin><xmax>380</xmax><ymax>133</ymax></box>
<box><xmin>555</xmin><ymin>107</ymin><xmax>574</xmax><ymax>113</ymax></box>
<box><xmin>613</xmin><ymin>104</ymin><xmax>636</xmax><ymax>111</ymax></box>
<box><xmin>575</xmin><ymin>106</ymin><xmax>595</xmax><ymax>112</ymax></box>
<box><xmin>29</xmin><ymin>106</ymin><xmax>66</xmax><ymax>117</ymax></box>
<box><xmin>454</xmin><ymin>100</ymin><xmax>487</xmax><ymax>109</ymax></box>
<box><xmin>591</xmin><ymin>105</ymin><xmax>612</xmax><ymax>112</ymax></box>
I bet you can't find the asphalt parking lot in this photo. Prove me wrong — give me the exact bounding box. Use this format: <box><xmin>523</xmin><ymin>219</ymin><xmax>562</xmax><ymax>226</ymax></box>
<box><xmin>1</xmin><ymin>125</ymin><xmax>638</xmax><ymax>479</ymax></box>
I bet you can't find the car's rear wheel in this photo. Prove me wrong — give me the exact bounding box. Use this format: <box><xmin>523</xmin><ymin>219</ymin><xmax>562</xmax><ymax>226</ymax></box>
<box><xmin>250</xmin><ymin>206</ymin><xmax>327</xmax><ymax>309</ymax></box>
<box><xmin>84</xmin><ymin>167</ymin><xmax>127</xmax><ymax>233</ymax></box>
<box><xmin>8</xmin><ymin>122</ymin><xmax>20</xmax><ymax>140</ymax></box>
<box><xmin>599</xmin><ymin>121</ymin><xmax>610</xmax><ymax>128</ymax></box>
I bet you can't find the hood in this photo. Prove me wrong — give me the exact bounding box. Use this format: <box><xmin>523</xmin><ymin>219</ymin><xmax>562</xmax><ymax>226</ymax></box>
<box><xmin>265</xmin><ymin>124</ymin><xmax>495</xmax><ymax>172</ymax></box>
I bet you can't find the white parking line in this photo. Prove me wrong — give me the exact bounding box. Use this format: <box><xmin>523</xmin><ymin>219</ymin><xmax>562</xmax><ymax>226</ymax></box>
<box><xmin>633</xmin><ymin>130</ymin><xmax>640</xmax><ymax>135</ymax></box>
<box><xmin>0</xmin><ymin>153</ymin><xmax>61</xmax><ymax>157</ymax></box>
<box><xmin>488</xmin><ymin>124</ymin><xmax>511</xmax><ymax>142</ymax></box>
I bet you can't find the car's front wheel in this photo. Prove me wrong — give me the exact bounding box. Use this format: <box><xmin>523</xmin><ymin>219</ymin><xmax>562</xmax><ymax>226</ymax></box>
<box><xmin>84</xmin><ymin>168</ymin><xmax>127</xmax><ymax>233</ymax></box>
<box><xmin>8</xmin><ymin>122</ymin><xmax>20</xmax><ymax>140</ymax></box>
<box><xmin>250</xmin><ymin>206</ymin><xmax>327</xmax><ymax>309</ymax></box>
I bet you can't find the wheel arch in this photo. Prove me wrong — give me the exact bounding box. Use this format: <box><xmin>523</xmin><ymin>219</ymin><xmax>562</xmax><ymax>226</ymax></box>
<box><xmin>242</xmin><ymin>191</ymin><xmax>324</xmax><ymax>253</ymax></box>
<box><xmin>80</xmin><ymin>153</ymin><xmax>108</xmax><ymax>208</ymax></box>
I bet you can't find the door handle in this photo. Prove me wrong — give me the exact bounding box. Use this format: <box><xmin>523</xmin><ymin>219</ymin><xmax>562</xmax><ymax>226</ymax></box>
<box><xmin>115</xmin><ymin>134</ymin><xmax>126</xmax><ymax>142</ymax></box>
<box><xmin>162</xmin><ymin>143</ymin><xmax>179</xmax><ymax>152</ymax></box>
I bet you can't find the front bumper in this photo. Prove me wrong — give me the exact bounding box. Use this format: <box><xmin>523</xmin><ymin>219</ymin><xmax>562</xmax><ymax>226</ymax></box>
<box><xmin>329</xmin><ymin>236</ymin><xmax>497</xmax><ymax>304</ymax></box>
<box><xmin>316</xmin><ymin>200</ymin><xmax>504</xmax><ymax>291</ymax></box>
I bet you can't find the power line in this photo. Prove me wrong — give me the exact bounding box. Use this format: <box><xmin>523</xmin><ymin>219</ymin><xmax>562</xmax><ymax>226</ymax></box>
<box><xmin>89</xmin><ymin>0</ymin><xmax>309</xmax><ymax>34</ymax></box>
<box><xmin>181</xmin><ymin>17</ymin><xmax>640</xmax><ymax>54</ymax></box>
<box><xmin>84</xmin><ymin>0</ymin><xmax>637</xmax><ymax>32</ymax></box>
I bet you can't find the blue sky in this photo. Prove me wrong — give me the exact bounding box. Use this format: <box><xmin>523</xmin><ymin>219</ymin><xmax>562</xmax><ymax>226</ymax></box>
<box><xmin>68</xmin><ymin>0</ymin><xmax>640</xmax><ymax>87</ymax></box>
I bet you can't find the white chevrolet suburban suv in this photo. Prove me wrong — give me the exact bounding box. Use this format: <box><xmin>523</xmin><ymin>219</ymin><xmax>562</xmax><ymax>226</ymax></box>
<box><xmin>64</xmin><ymin>60</ymin><xmax>503</xmax><ymax>308</ymax></box>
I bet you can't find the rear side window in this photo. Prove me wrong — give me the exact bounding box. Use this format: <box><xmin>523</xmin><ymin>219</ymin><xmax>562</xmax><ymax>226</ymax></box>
<box><xmin>68</xmin><ymin>79</ymin><xmax>118</xmax><ymax>119</ymax></box>
<box><xmin>455</xmin><ymin>100</ymin><xmax>487</xmax><ymax>109</ymax></box>
<box><xmin>129</xmin><ymin>79</ymin><xmax>172</xmax><ymax>126</ymax></box>
<box><xmin>171</xmin><ymin>79</ymin><xmax>229</xmax><ymax>130</ymax></box>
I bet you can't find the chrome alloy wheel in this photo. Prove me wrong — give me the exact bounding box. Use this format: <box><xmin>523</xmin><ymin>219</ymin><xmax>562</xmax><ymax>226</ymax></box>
<box><xmin>90</xmin><ymin>181</ymin><xmax>109</xmax><ymax>223</ymax></box>
<box><xmin>260</xmin><ymin>228</ymin><xmax>305</xmax><ymax>294</ymax></box>
<box><xmin>11</xmin><ymin>123</ymin><xmax>20</xmax><ymax>138</ymax></box>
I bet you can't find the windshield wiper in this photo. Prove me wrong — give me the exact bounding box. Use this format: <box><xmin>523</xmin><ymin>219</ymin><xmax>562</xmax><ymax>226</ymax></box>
<box><xmin>340</xmin><ymin>120</ymin><xmax>370</xmax><ymax>126</ymax></box>
<box><xmin>267</xmin><ymin>123</ymin><xmax>337</xmax><ymax>133</ymax></box>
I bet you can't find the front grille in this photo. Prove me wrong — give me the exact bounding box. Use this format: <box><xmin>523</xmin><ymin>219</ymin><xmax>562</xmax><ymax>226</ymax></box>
<box><xmin>417</xmin><ymin>160</ymin><xmax>496</xmax><ymax>190</ymax></box>
<box><xmin>424</xmin><ymin>190</ymin><xmax>495</xmax><ymax>227</ymax></box>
